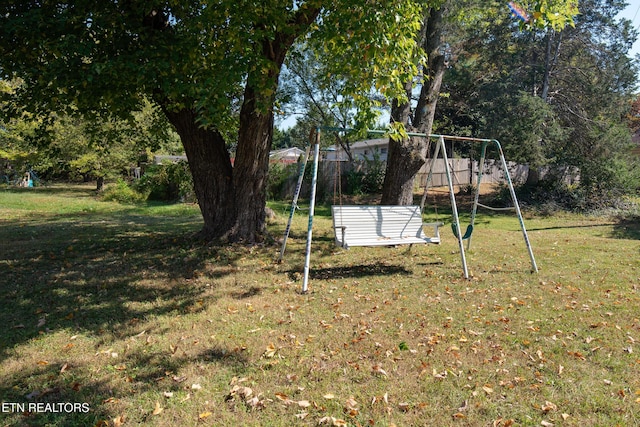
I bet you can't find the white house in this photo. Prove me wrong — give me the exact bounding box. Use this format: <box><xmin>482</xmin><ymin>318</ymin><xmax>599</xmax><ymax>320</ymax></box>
<box><xmin>326</xmin><ymin>138</ymin><xmax>388</xmax><ymax>162</ymax></box>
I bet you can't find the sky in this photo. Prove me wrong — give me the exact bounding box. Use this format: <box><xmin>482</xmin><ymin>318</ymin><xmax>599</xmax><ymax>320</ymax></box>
<box><xmin>619</xmin><ymin>0</ymin><xmax>640</xmax><ymax>58</ymax></box>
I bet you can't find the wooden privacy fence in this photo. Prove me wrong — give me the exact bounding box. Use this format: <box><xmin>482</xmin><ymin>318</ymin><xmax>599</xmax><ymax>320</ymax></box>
<box><xmin>274</xmin><ymin>158</ymin><xmax>530</xmax><ymax>200</ymax></box>
<box><xmin>314</xmin><ymin>159</ymin><xmax>529</xmax><ymax>196</ymax></box>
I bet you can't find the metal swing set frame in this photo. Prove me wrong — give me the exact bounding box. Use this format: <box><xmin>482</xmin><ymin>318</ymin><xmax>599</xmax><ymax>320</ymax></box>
<box><xmin>278</xmin><ymin>127</ymin><xmax>538</xmax><ymax>293</ymax></box>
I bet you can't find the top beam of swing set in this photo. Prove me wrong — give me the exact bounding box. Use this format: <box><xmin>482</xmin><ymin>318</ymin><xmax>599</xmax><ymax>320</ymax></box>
<box><xmin>296</xmin><ymin>126</ymin><xmax>538</xmax><ymax>293</ymax></box>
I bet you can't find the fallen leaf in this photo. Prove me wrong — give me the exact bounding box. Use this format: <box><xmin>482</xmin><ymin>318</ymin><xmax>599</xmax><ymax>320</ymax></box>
<box><xmin>37</xmin><ymin>360</ymin><xmax>49</xmax><ymax>366</ymax></box>
<box><xmin>112</xmin><ymin>415</ymin><xmax>125</xmax><ymax>427</ymax></box>
<box><xmin>263</xmin><ymin>343</ymin><xmax>277</xmax><ymax>358</ymax></box>
<box><xmin>297</xmin><ymin>400</ymin><xmax>311</xmax><ymax>408</ymax></box>
<box><xmin>541</xmin><ymin>401</ymin><xmax>557</xmax><ymax>412</ymax></box>
<box><xmin>372</xmin><ymin>364</ymin><xmax>388</xmax><ymax>376</ymax></box>
<box><xmin>345</xmin><ymin>397</ymin><xmax>358</xmax><ymax>411</ymax></box>
<box><xmin>323</xmin><ymin>393</ymin><xmax>335</xmax><ymax>400</ymax></box>
<box><xmin>60</xmin><ymin>363</ymin><xmax>69</xmax><ymax>373</ymax></box>
<box><xmin>199</xmin><ymin>411</ymin><xmax>212</xmax><ymax>420</ymax></box>
<box><xmin>163</xmin><ymin>391</ymin><xmax>173</xmax><ymax>398</ymax></box>
<box><xmin>541</xmin><ymin>421</ymin><xmax>554</xmax><ymax>427</ymax></box>
<box><xmin>191</xmin><ymin>383</ymin><xmax>202</xmax><ymax>390</ymax></box>
<box><xmin>152</xmin><ymin>401</ymin><xmax>163</xmax><ymax>415</ymax></box>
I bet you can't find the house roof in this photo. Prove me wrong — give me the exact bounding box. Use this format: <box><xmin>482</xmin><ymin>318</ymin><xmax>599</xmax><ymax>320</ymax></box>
<box><xmin>349</xmin><ymin>138</ymin><xmax>388</xmax><ymax>150</ymax></box>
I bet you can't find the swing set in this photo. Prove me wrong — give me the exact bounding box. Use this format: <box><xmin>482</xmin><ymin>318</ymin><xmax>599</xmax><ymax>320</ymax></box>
<box><xmin>278</xmin><ymin>127</ymin><xmax>538</xmax><ymax>293</ymax></box>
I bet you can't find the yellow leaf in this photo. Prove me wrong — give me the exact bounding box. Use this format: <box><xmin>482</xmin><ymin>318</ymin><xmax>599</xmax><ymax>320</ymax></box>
<box><xmin>152</xmin><ymin>401</ymin><xmax>163</xmax><ymax>415</ymax></box>
<box><xmin>198</xmin><ymin>411</ymin><xmax>212</xmax><ymax>420</ymax></box>
<box><xmin>112</xmin><ymin>415</ymin><xmax>125</xmax><ymax>427</ymax></box>
<box><xmin>263</xmin><ymin>343</ymin><xmax>277</xmax><ymax>358</ymax></box>
<box><xmin>37</xmin><ymin>360</ymin><xmax>49</xmax><ymax>366</ymax></box>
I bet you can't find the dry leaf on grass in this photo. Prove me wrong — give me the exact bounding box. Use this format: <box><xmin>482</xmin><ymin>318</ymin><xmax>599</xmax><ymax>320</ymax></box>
<box><xmin>152</xmin><ymin>401</ymin><xmax>163</xmax><ymax>415</ymax></box>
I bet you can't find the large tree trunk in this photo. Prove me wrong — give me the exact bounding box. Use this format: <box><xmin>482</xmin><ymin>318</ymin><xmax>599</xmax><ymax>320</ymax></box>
<box><xmin>381</xmin><ymin>79</ymin><xmax>428</xmax><ymax>205</ymax></box>
<box><xmin>381</xmin><ymin>5</ymin><xmax>447</xmax><ymax>205</ymax></box>
<box><xmin>230</xmin><ymin>84</ymin><xmax>276</xmax><ymax>243</ymax></box>
<box><xmin>163</xmin><ymin>108</ymin><xmax>236</xmax><ymax>240</ymax></box>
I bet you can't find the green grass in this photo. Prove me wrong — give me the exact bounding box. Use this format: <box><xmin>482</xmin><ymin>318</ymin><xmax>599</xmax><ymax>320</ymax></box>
<box><xmin>1</xmin><ymin>184</ymin><xmax>639</xmax><ymax>426</ymax></box>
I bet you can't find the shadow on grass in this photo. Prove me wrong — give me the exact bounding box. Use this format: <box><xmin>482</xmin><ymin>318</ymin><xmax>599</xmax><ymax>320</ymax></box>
<box><xmin>0</xmin><ymin>342</ymin><xmax>249</xmax><ymax>426</ymax></box>
<box><xmin>0</xmin><ymin>207</ymin><xmax>259</xmax><ymax>425</ymax></box>
<box><xmin>611</xmin><ymin>215</ymin><xmax>640</xmax><ymax>240</ymax></box>
<box><xmin>306</xmin><ymin>263</ymin><xmax>412</xmax><ymax>280</ymax></box>
<box><xmin>525</xmin><ymin>217</ymin><xmax>640</xmax><ymax>241</ymax></box>
<box><xmin>0</xmin><ymin>211</ymin><xmax>243</xmax><ymax>361</ymax></box>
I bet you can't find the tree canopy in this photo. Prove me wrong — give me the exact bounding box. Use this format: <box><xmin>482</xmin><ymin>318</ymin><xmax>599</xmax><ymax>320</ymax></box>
<box><xmin>436</xmin><ymin>0</ymin><xmax>639</xmax><ymax>207</ymax></box>
<box><xmin>0</xmin><ymin>0</ymin><xmax>428</xmax><ymax>242</ymax></box>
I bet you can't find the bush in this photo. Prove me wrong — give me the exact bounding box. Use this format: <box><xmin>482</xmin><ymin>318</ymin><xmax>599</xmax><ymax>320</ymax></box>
<box><xmin>101</xmin><ymin>179</ymin><xmax>146</xmax><ymax>204</ymax></box>
<box><xmin>344</xmin><ymin>153</ymin><xmax>386</xmax><ymax>195</ymax></box>
<box><xmin>267</xmin><ymin>162</ymin><xmax>299</xmax><ymax>200</ymax></box>
<box><xmin>135</xmin><ymin>161</ymin><xmax>195</xmax><ymax>202</ymax></box>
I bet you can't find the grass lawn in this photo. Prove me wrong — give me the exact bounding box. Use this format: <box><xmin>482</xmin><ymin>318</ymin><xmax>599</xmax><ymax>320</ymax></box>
<box><xmin>1</xmin><ymin>184</ymin><xmax>639</xmax><ymax>426</ymax></box>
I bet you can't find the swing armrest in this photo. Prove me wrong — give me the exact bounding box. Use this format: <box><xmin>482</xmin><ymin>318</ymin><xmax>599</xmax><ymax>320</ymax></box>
<box><xmin>333</xmin><ymin>225</ymin><xmax>348</xmax><ymax>249</ymax></box>
<box><xmin>422</xmin><ymin>221</ymin><xmax>444</xmax><ymax>243</ymax></box>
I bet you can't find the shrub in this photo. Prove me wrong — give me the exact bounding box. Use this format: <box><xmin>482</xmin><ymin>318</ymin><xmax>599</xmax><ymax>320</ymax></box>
<box><xmin>135</xmin><ymin>161</ymin><xmax>195</xmax><ymax>202</ymax></box>
<box><xmin>101</xmin><ymin>179</ymin><xmax>146</xmax><ymax>204</ymax></box>
<box><xmin>267</xmin><ymin>162</ymin><xmax>298</xmax><ymax>200</ymax></box>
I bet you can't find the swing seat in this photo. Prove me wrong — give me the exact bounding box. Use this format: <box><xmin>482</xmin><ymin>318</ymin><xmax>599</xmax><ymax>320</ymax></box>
<box><xmin>451</xmin><ymin>223</ymin><xmax>473</xmax><ymax>240</ymax></box>
<box><xmin>331</xmin><ymin>205</ymin><xmax>443</xmax><ymax>249</ymax></box>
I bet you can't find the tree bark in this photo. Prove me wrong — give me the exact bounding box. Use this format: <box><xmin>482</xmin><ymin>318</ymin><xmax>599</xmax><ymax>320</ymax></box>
<box><xmin>381</xmin><ymin>5</ymin><xmax>447</xmax><ymax>205</ymax></box>
<box><xmin>163</xmin><ymin>108</ymin><xmax>236</xmax><ymax>240</ymax></box>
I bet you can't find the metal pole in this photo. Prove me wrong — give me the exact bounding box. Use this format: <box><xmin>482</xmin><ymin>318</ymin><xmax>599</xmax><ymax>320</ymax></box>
<box><xmin>302</xmin><ymin>132</ymin><xmax>321</xmax><ymax>293</ymax></box>
<box><xmin>278</xmin><ymin>145</ymin><xmax>311</xmax><ymax>263</ymax></box>
<box><xmin>492</xmin><ymin>140</ymin><xmax>538</xmax><ymax>273</ymax></box>
<box><xmin>467</xmin><ymin>141</ymin><xmax>487</xmax><ymax>251</ymax></box>
<box><xmin>419</xmin><ymin>138</ymin><xmax>442</xmax><ymax>212</ymax></box>
<box><xmin>440</xmin><ymin>136</ymin><xmax>469</xmax><ymax>279</ymax></box>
